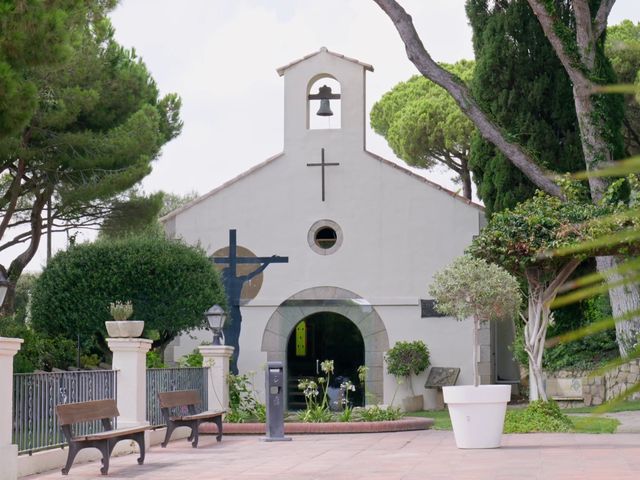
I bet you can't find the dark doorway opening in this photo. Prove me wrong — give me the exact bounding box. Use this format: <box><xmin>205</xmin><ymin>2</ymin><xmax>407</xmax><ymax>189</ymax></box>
<box><xmin>286</xmin><ymin>312</ymin><xmax>365</xmax><ymax>410</ymax></box>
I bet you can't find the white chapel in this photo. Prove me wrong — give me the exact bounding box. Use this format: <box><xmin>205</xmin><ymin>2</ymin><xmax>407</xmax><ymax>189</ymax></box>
<box><xmin>162</xmin><ymin>48</ymin><xmax>517</xmax><ymax>409</ymax></box>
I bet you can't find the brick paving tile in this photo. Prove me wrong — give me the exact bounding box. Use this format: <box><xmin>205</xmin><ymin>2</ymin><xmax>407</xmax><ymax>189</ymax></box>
<box><xmin>21</xmin><ymin>430</ymin><xmax>640</xmax><ymax>480</ymax></box>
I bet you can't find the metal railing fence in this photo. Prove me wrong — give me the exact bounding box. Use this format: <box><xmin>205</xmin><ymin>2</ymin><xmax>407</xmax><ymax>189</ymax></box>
<box><xmin>146</xmin><ymin>367</ymin><xmax>208</xmax><ymax>427</ymax></box>
<box><xmin>12</xmin><ymin>370</ymin><xmax>117</xmax><ymax>454</ymax></box>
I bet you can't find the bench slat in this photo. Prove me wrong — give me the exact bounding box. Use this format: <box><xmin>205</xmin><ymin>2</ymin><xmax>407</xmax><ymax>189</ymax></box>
<box><xmin>170</xmin><ymin>410</ymin><xmax>225</xmax><ymax>422</ymax></box>
<box><xmin>56</xmin><ymin>399</ymin><xmax>118</xmax><ymax>425</ymax></box>
<box><xmin>158</xmin><ymin>390</ymin><xmax>201</xmax><ymax>408</ymax></box>
<box><xmin>81</xmin><ymin>425</ymin><xmax>150</xmax><ymax>441</ymax></box>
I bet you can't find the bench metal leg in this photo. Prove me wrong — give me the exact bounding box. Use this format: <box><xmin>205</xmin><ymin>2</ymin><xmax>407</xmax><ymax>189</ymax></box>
<box><xmin>191</xmin><ymin>421</ymin><xmax>199</xmax><ymax>448</ymax></box>
<box><xmin>61</xmin><ymin>443</ymin><xmax>80</xmax><ymax>475</ymax></box>
<box><xmin>99</xmin><ymin>442</ymin><xmax>110</xmax><ymax>475</ymax></box>
<box><xmin>213</xmin><ymin>416</ymin><xmax>223</xmax><ymax>442</ymax></box>
<box><xmin>161</xmin><ymin>423</ymin><xmax>176</xmax><ymax>448</ymax></box>
<box><xmin>133</xmin><ymin>432</ymin><xmax>146</xmax><ymax>465</ymax></box>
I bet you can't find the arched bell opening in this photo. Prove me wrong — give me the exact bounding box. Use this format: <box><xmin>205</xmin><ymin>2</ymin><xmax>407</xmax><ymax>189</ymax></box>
<box><xmin>307</xmin><ymin>76</ymin><xmax>341</xmax><ymax>130</ymax></box>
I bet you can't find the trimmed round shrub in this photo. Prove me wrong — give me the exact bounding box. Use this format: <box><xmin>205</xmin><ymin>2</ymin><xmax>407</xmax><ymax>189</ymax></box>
<box><xmin>31</xmin><ymin>235</ymin><xmax>226</xmax><ymax>352</ymax></box>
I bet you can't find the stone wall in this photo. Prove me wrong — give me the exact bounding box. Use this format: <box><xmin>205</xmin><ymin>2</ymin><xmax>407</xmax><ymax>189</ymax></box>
<box><xmin>544</xmin><ymin>359</ymin><xmax>640</xmax><ymax>407</ymax></box>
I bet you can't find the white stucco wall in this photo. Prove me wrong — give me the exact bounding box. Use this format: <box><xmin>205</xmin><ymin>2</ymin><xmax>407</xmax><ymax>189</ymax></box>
<box><xmin>163</xmin><ymin>49</ymin><xmax>485</xmax><ymax>407</ymax></box>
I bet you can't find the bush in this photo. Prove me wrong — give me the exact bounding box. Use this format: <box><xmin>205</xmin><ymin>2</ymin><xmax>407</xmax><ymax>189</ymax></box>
<box><xmin>0</xmin><ymin>319</ymin><xmax>75</xmax><ymax>373</ymax></box>
<box><xmin>227</xmin><ymin>373</ymin><xmax>266</xmax><ymax>423</ymax></box>
<box><xmin>179</xmin><ymin>349</ymin><xmax>203</xmax><ymax>367</ymax></box>
<box><xmin>503</xmin><ymin>401</ymin><xmax>573</xmax><ymax>433</ymax></box>
<box><xmin>385</xmin><ymin>341</ymin><xmax>430</xmax><ymax>378</ymax></box>
<box><xmin>146</xmin><ymin>350</ymin><xmax>166</xmax><ymax>369</ymax></box>
<box><xmin>356</xmin><ymin>405</ymin><xmax>404</xmax><ymax>422</ymax></box>
<box><xmin>30</xmin><ymin>235</ymin><xmax>226</xmax><ymax>354</ymax></box>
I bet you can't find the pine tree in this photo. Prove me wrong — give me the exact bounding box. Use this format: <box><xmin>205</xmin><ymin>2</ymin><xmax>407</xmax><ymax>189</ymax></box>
<box><xmin>466</xmin><ymin>0</ymin><xmax>585</xmax><ymax>216</ymax></box>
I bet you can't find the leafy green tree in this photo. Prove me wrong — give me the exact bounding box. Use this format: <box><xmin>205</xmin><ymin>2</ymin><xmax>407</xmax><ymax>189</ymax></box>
<box><xmin>370</xmin><ymin>61</ymin><xmax>475</xmax><ymax>199</ymax></box>
<box><xmin>0</xmin><ymin>1</ymin><xmax>117</xmax><ymax>138</ymax></box>
<box><xmin>0</xmin><ymin>6</ymin><xmax>182</xmax><ymax>313</ymax></box>
<box><xmin>160</xmin><ymin>191</ymin><xmax>199</xmax><ymax>217</ymax></box>
<box><xmin>373</xmin><ymin>0</ymin><xmax>637</xmax><ymax>357</ymax></box>
<box><xmin>30</xmin><ymin>235</ymin><xmax>226</xmax><ymax>356</ymax></box>
<box><xmin>466</xmin><ymin>0</ymin><xmax>586</xmax><ymax>215</ymax></box>
<box><xmin>467</xmin><ymin>192</ymin><xmax>624</xmax><ymax>399</ymax></box>
<box><xmin>429</xmin><ymin>255</ymin><xmax>521</xmax><ymax>386</ymax></box>
<box><xmin>607</xmin><ymin>20</ymin><xmax>640</xmax><ymax>156</ymax></box>
<box><xmin>99</xmin><ymin>192</ymin><xmax>165</xmax><ymax>239</ymax></box>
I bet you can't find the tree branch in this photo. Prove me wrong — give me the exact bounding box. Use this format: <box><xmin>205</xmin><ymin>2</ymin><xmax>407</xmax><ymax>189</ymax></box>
<box><xmin>594</xmin><ymin>0</ymin><xmax>616</xmax><ymax>40</ymax></box>
<box><xmin>373</xmin><ymin>0</ymin><xmax>564</xmax><ymax>198</ymax></box>
<box><xmin>526</xmin><ymin>0</ymin><xmax>593</xmax><ymax>85</ymax></box>
<box><xmin>543</xmin><ymin>258</ymin><xmax>582</xmax><ymax>304</ymax></box>
<box><xmin>572</xmin><ymin>0</ymin><xmax>596</xmax><ymax>68</ymax></box>
<box><xmin>0</xmin><ymin>159</ymin><xmax>25</xmax><ymax>240</ymax></box>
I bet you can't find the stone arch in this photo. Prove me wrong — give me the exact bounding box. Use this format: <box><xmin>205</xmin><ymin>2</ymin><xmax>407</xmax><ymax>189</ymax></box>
<box><xmin>261</xmin><ymin>286</ymin><xmax>389</xmax><ymax>403</ymax></box>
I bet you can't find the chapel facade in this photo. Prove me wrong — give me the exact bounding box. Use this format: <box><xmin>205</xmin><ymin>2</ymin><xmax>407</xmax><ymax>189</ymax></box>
<box><xmin>161</xmin><ymin>48</ymin><xmax>518</xmax><ymax>409</ymax></box>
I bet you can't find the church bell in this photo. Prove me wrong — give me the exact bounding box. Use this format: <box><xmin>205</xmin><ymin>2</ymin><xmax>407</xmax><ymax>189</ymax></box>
<box><xmin>317</xmin><ymin>98</ymin><xmax>333</xmax><ymax>117</ymax></box>
<box><xmin>308</xmin><ymin>84</ymin><xmax>340</xmax><ymax>117</ymax></box>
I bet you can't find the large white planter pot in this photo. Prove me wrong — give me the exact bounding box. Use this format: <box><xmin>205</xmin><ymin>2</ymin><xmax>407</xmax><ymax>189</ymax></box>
<box><xmin>105</xmin><ymin>320</ymin><xmax>144</xmax><ymax>338</ymax></box>
<box><xmin>443</xmin><ymin>384</ymin><xmax>511</xmax><ymax>449</ymax></box>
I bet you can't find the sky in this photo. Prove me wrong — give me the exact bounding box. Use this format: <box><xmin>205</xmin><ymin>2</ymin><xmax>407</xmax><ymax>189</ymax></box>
<box><xmin>5</xmin><ymin>0</ymin><xmax>640</xmax><ymax>272</ymax></box>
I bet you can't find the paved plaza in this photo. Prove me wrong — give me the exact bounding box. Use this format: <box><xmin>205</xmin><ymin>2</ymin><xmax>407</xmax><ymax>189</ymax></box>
<box><xmin>25</xmin><ymin>429</ymin><xmax>640</xmax><ymax>480</ymax></box>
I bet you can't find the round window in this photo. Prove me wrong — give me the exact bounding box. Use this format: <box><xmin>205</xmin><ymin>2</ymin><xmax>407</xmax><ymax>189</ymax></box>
<box><xmin>308</xmin><ymin>220</ymin><xmax>342</xmax><ymax>255</ymax></box>
<box><xmin>315</xmin><ymin>226</ymin><xmax>337</xmax><ymax>249</ymax></box>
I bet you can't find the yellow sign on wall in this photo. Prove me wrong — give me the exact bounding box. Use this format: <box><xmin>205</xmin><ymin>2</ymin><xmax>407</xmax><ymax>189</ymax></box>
<box><xmin>295</xmin><ymin>321</ymin><xmax>307</xmax><ymax>356</ymax></box>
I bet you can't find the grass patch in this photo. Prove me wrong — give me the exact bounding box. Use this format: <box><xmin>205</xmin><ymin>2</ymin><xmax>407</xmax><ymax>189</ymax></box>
<box><xmin>410</xmin><ymin>410</ymin><xmax>452</xmax><ymax>430</ymax></box>
<box><xmin>570</xmin><ymin>416</ymin><xmax>619</xmax><ymax>433</ymax></box>
<box><xmin>562</xmin><ymin>400</ymin><xmax>640</xmax><ymax>414</ymax></box>
<box><xmin>414</xmin><ymin>400</ymin><xmax>620</xmax><ymax>433</ymax></box>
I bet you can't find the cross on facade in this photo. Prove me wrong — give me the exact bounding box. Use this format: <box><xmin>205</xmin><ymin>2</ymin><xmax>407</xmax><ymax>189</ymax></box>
<box><xmin>306</xmin><ymin>148</ymin><xmax>339</xmax><ymax>201</ymax></box>
<box><xmin>212</xmin><ymin>229</ymin><xmax>288</xmax><ymax>374</ymax></box>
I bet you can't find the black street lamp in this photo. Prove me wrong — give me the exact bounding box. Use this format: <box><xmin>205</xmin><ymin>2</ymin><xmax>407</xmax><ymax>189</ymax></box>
<box><xmin>0</xmin><ymin>270</ymin><xmax>10</xmax><ymax>308</ymax></box>
<box><xmin>204</xmin><ymin>305</ymin><xmax>227</xmax><ymax>346</ymax></box>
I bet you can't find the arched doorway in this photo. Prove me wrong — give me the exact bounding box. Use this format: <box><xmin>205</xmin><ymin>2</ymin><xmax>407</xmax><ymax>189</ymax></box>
<box><xmin>286</xmin><ymin>312</ymin><xmax>364</xmax><ymax>409</ymax></box>
<box><xmin>261</xmin><ymin>286</ymin><xmax>389</xmax><ymax>406</ymax></box>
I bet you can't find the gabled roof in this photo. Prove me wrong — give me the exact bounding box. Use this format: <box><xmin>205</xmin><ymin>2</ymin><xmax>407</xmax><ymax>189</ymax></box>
<box><xmin>160</xmin><ymin>152</ymin><xmax>284</xmax><ymax>222</ymax></box>
<box><xmin>365</xmin><ymin>151</ymin><xmax>485</xmax><ymax>211</ymax></box>
<box><xmin>276</xmin><ymin>47</ymin><xmax>374</xmax><ymax>77</ymax></box>
<box><xmin>160</xmin><ymin>150</ymin><xmax>483</xmax><ymax>224</ymax></box>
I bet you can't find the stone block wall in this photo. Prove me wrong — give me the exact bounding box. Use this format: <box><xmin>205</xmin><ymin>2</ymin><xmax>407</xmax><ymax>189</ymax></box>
<box><xmin>544</xmin><ymin>359</ymin><xmax>640</xmax><ymax>407</ymax></box>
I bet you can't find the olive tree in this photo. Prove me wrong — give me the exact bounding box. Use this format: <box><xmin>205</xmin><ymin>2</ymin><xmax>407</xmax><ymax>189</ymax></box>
<box><xmin>429</xmin><ymin>255</ymin><xmax>522</xmax><ymax>387</ymax></box>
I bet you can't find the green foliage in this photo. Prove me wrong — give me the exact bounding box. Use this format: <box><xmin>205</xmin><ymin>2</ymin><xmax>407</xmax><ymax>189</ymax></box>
<box><xmin>227</xmin><ymin>373</ymin><xmax>266</xmax><ymax>423</ymax></box>
<box><xmin>80</xmin><ymin>354</ymin><xmax>101</xmax><ymax>369</ymax></box>
<box><xmin>370</xmin><ymin>60</ymin><xmax>475</xmax><ymax>197</ymax></box>
<box><xmin>385</xmin><ymin>341</ymin><xmax>430</xmax><ymax>379</ymax></box>
<box><xmin>469</xmin><ymin>192</ymin><xmax>612</xmax><ymax>275</ymax></box>
<box><xmin>429</xmin><ymin>255</ymin><xmax>521</xmax><ymax>323</ymax></box>
<box><xmin>503</xmin><ymin>401</ymin><xmax>573</xmax><ymax>433</ymax></box>
<box><xmin>99</xmin><ymin>192</ymin><xmax>165</xmax><ymax>239</ymax></box>
<box><xmin>160</xmin><ymin>191</ymin><xmax>199</xmax><ymax>218</ymax></box>
<box><xmin>569</xmin><ymin>416</ymin><xmax>619</xmax><ymax>433</ymax></box>
<box><xmin>30</xmin><ymin>235</ymin><xmax>225</xmax><ymax>353</ymax></box>
<box><xmin>297</xmin><ymin>360</ymin><xmax>334</xmax><ymax>422</ymax></box>
<box><xmin>109</xmin><ymin>301</ymin><xmax>134</xmax><ymax>321</ymax></box>
<box><xmin>0</xmin><ymin>5</ymin><xmax>183</xmax><ymax>300</ymax></box>
<box><xmin>355</xmin><ymin>405</ymin><xmax>404</xmax><ymax>422</ymax></box>
<box><xmin>466</xmin><ymin>0</ymin><xmax>586</xmax><ymax>215</ymax></box>
<box><xmin>606</xmin><ymin>20</ymin><xmax>640</xmax><ymax>156</ymax></box>
<box><xmin>179</xmin><ymin>350</ymin><xmax>203</xmax><ymax>367</ymax></box>
<box><xmin>146</xmin><ymin>350</ymin><xmax>166</xmax><ymax>369</ymax></box>
<box><xmin>0</xmin><ymin>318</ymin><xmax>75</xmax><ymax>373</ymax></box>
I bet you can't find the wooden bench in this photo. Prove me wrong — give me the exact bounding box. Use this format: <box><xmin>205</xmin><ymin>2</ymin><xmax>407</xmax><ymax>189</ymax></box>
<box><xmin>158</xmin><ymin>390</ymin><xmax>224</xmax><ymax>448</ymax></box>
<box><xmin>56</xmin><ymin>399</ymin><xmax>150</xmax><ymax>475</ymax></box>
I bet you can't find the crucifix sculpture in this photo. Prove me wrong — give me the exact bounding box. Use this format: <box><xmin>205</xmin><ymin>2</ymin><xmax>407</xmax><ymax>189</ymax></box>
<box><xmin>306</xmin><ymin>148</ymin><xmax>339</xmax><ymax>201</ymax></box>
<box><xmin>212</xmin><ymin>229</ymin><xmax>288</xmax><ymax>374</ymax></box>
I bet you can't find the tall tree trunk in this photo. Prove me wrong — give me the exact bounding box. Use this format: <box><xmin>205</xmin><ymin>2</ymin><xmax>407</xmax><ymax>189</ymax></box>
<box><xmin>524</xmin><ymin>274</ymin><xmax>548</xmax><ymax>401</ymax></box>
<box><xmin>460</xmin><ymin>158</ymin><xmax>472</xmax><ymax>201</ymax></box>
<box><xmin>596</xmin><ymin>256</ymin><xmax>640</xmax><ymax>357</ymax></box>
<box><xmin>472</xmin><ymin>317</ymin><xmax>480</xmax><ymax>387</ymax></box>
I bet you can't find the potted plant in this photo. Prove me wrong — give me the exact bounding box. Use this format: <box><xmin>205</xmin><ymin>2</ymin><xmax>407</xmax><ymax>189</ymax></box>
<box><xmin>385</xmin><ymin>340</ymin><xmax>430</xmax><ymax>412</ymax></box>
<box><xmin>105</xmin><ymin>301</ymin><xmax>144</xmax><ymax>338</ymax></box>
<box><xmin>429</xmin><ymin>255</ymin><xmax>521</xmax><ymax>448</ymax></box>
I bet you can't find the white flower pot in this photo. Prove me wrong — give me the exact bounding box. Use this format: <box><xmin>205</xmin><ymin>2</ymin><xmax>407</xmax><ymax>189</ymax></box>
<box><xmin>105</xmin><ymin>320</ymin><xmax>144</xmax><ymax>338</ymax></box>
<box><xmin>443</xmin><ymin>384</ymin><xmax>511</xmax><ymax>449</ymax></box>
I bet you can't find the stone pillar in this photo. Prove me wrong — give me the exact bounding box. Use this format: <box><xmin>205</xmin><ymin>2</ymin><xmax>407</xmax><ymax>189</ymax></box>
<box><xmin>0</xmin><ymin>337</ymin><xmax>23</xmax><ymax>480</ymax></box>
<box><xmin>199</xmin><ymin>345</ymin><xmax>234</xmax><ymax>412</ymax></box>
<box><xmin>107</xmin><ymin>338</ymin><xmax>152</xmax><ymax>427</ymax></box>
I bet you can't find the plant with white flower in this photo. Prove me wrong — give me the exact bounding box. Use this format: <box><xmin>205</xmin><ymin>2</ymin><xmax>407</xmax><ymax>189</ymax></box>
<box><xmin>320</xmin><ymin>360</ymin><xmax>334</xmax><ymax>375</ymax></box>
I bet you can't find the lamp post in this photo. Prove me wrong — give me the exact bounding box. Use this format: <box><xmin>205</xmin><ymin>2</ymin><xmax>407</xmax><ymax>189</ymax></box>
<box><xmin>0</xmin><ymin>270</ymin><xmax>9</xmax><ymax>309</ymax></box>
<box><xmin>204</xmin><ymin>305</ymin><xmax>226</xmax><ymax>346</ymax></box>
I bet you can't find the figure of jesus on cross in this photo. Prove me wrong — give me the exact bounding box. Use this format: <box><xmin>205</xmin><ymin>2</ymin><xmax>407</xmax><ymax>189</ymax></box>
<box><xmin>212</xmin><ymin>229</ymin><xmax>288</xmax><ymax>374</ymax></box>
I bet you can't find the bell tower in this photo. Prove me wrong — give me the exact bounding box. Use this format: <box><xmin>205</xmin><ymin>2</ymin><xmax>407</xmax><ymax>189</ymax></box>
<box><xmin>277</xmin><ymin>47</ymin><xmax>373</xmax><ymax>155</ymax></box>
